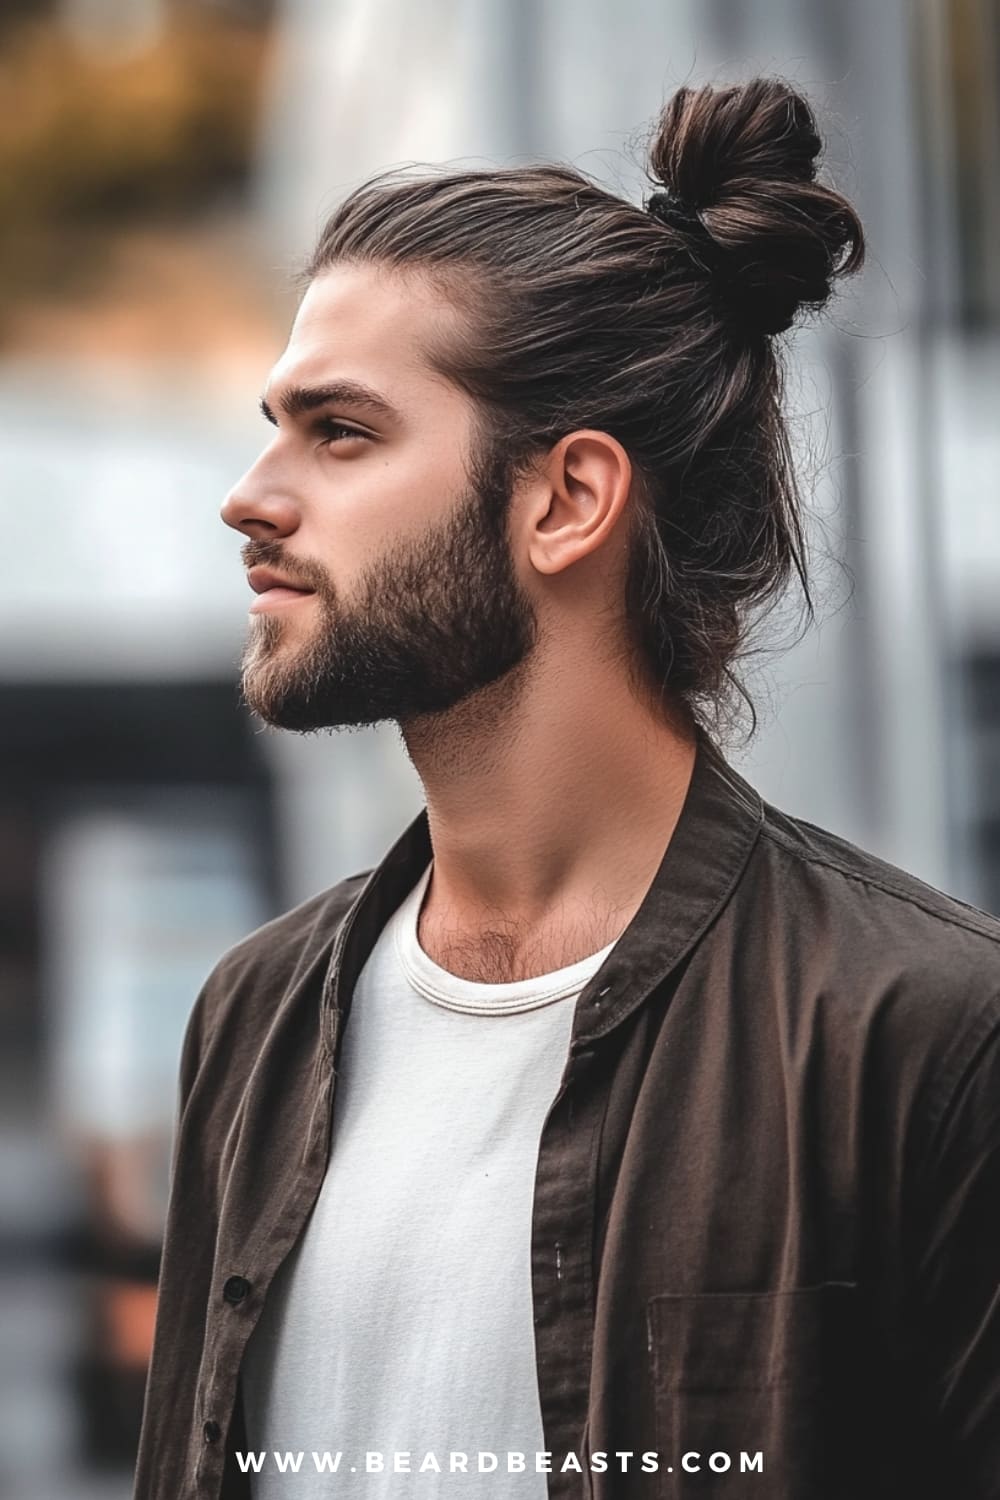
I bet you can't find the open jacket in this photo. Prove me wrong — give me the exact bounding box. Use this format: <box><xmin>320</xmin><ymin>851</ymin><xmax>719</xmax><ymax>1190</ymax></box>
<box><xmin>133</xmin><ymin>738</ymin><xmax>1000</xmax><ymax>1499</ymax></box>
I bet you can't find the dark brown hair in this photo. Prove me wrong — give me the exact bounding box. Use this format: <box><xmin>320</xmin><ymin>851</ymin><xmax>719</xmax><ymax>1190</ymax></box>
<box><xmin>304</xmin><ymin>77</ymin><xmax>865</xmax><ymax>739</ymax></box>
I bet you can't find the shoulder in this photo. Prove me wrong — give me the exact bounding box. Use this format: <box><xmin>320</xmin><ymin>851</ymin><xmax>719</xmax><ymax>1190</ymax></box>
<box><xmin>177</xmin><ymin>867</ymin><xmax>373</xmax><ymax>1089</ymax></box>
<box><xmin>206</xmin><ymin>868</ymin><xmax>373</xmax><ymax>994</ymax></box>
<box><xmin>743</xmin><ymin>799</ymin><xmax>1000</xmax><ymax>1143</ymax></box>
<box><xmin>754</xmin><ymin>798</ymin><xmax>1000</xmax><ymax>967</ymax></box>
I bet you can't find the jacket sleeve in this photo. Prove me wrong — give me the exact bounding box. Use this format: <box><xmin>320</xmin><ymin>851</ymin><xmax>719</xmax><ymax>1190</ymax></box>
<box><xmin>133</xmin><ymin>971</ymin><xmax>252</xmax><ymax>1500</ymax></box>
<box><xmin>905</xmin><ymin>1003</ymin><xmax>1000</xmax><ymax>1494</ymax></box>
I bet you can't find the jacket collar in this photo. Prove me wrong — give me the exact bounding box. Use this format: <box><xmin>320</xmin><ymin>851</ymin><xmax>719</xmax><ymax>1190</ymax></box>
<box><xmin>327</xmin><ymin>731</ymin><xmax>764</xmax><ymax>1054</ymax></box>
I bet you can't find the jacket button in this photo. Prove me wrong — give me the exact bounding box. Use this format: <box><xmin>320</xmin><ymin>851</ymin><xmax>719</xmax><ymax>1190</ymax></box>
<box><xmin>223</xmin><ymin>1275</ymin><xmax>251</xmax><ymax>1305</ymax></box>
<box><xmin>203</xmin><ymin>1419</ymin><xmax>222</xmax><ymax>1443</ymax></box>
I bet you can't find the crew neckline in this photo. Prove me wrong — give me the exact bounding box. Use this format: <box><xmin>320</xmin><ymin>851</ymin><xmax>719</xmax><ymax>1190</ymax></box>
<box><xmin>392</xmin><ymin>862</ymin><xmax>620</xmax><ymax>1016</ymax></box>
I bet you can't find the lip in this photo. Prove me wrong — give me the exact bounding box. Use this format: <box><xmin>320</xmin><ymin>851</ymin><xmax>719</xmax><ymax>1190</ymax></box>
<box><xmin>247</xmin><ymin>565</ymin><xmax>316</xmax><ymax>595</ymax></box>
<box><xmin>246</xmin><ymin>565</ymin><xmax>317</xmax><ymax>614</ymax></box>
<box><xmin>248</xmin><ymin>586</ymin><xmax>317</xmax><ymax>614</ymax></box>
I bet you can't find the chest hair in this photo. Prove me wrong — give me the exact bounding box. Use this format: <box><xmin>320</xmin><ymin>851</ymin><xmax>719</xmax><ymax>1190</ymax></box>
<box><xmin>417</xmin><ymin>906</ymin><xmax>626</xmax><ymax>984</ymax></box>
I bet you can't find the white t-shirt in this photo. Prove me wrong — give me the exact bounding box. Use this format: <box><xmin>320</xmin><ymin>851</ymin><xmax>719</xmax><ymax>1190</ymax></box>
<box><xmin>239</xmin><ymin>860</ymin><xmax>620</xmax><ymax>1496</ymax></box>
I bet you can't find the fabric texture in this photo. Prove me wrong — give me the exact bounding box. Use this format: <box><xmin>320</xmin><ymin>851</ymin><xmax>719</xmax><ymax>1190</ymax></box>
<box><xmin>133</xmin><ymin>735</ymin><xmax>1000</xmax><ymax>1499</ymax></box>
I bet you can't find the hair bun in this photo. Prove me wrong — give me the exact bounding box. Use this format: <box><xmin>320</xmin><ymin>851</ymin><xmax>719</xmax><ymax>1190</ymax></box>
<box><xmin>647</xmin><ymin>78</ymin><xmax>864</xmax><ymax>336</ymax></box>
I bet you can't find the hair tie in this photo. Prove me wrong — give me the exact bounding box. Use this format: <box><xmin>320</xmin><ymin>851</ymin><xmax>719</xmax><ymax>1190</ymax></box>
<box><xmin>643</xmin><ymin>188</ymin><xmax>758</xmax><ymax>336</ymax></box>
<box><xmin>644</xmin><ymin>188</ymin><xmax>703</xmax><ymax>233</ymax></box>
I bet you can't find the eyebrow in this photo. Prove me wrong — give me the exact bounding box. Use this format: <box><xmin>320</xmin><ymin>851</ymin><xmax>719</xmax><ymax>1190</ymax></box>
<box><xmin>259</xmin><ymin>379</ymin><xmax>402</xmax><ymax>427</ymax></box>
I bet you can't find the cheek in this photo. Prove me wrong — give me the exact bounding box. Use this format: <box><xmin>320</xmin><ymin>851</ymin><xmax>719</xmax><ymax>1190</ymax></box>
<box><xmin>305</xmin><ymin>442</ymin><xmax>467</xmax><ymax>581</ymax></box>
<box><xmin>318</xmin><ymin>467</ymin><xmax>440</xmax><ymax>557</ymax></box>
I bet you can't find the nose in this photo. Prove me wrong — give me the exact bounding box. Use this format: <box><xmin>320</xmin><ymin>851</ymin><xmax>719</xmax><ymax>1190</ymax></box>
<box><xmin>220</xmin><ymin>460</ymin><xmax>300</xmax><ymax>540</ymax></box>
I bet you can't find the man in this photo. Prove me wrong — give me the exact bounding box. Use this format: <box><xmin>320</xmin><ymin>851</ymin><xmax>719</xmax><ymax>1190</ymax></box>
<box><xmin>134</xmin><ymin>80</ymin><xmax>1000</xmax><ymax>1498</ymax></box>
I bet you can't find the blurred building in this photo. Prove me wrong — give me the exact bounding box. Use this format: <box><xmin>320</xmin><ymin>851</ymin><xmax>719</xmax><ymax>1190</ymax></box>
<box><xmin>0</xmin><ymin>0</ymin><xmax>998</xmax><ymax>1496</ymax></box>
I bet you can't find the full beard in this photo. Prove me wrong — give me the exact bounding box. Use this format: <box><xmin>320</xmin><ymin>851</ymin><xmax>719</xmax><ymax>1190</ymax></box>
<box><xmin>239</xmin><ymin>441</ymin><xmax>539</xmax><ymax>734</ymax></box>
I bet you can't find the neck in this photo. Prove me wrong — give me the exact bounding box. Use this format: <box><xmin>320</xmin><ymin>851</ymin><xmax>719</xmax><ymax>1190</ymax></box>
<box><xmin>398</xmin><ymin>635</ymin><xmax>698</xmax><ymax>935</ymax></box>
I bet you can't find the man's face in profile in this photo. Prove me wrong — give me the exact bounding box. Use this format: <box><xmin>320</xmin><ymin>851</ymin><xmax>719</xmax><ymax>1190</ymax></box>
<box><xmin>220</xmin><ymin>264</ymin><xmax>538</xmax><ymax>732</ymax></box>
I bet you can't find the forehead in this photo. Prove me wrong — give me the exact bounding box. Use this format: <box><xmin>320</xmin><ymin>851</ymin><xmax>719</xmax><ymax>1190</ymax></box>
<box><xmin>267</xmin><ymin>261</ymin><xmax>464</xmax><ymax>407</ymax></box>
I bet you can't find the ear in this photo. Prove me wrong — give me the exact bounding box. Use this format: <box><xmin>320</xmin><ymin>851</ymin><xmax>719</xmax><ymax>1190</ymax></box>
<box><xmin>525</xmin><ymin>429</ymin><xmax>633</xmax><ymax>577</ymax></box>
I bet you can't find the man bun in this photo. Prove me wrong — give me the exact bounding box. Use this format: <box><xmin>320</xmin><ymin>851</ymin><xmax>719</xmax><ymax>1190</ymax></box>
<box><xmin>647</xmin><ymin>78</ymin><xmax>865</xmax><ymax>337</ymax></box>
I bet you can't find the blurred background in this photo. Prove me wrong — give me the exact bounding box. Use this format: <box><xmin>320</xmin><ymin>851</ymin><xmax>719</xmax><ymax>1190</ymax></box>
<box><xmin>1</xmin><ymin>0</ymin><xmax>998</xmax><ymax>1495</ymax></box>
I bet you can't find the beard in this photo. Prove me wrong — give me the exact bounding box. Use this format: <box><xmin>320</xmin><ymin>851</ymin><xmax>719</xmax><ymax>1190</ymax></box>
<box><xmin>238</xmin><ymin>436</ymin><xmax>539</xmax><ymax>734</ymax></box>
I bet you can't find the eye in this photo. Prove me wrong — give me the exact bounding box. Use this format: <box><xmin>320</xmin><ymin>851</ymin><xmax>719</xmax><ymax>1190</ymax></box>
<box><xmin>316</xmin><ymin>418</ymin><xmax>370</xmax><ymax>447</ymax></box>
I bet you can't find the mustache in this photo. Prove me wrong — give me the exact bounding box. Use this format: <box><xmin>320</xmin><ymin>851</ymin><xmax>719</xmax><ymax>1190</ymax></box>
<box><xmin>240</xmin><ymin>539</ymin><xmax>331</xmax><ymax>595</ymax></box>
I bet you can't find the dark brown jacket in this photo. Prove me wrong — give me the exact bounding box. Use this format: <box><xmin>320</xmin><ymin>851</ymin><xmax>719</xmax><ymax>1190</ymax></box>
<box><xmin>133</xmin><ymin>739</ymin><xmax>1000</xmax><ymax>1499</ymax></box>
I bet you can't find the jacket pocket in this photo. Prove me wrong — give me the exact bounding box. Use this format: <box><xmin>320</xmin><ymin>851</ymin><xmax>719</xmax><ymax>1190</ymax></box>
<box><xmin>646</xmin><ymin>1282</ymin><xmax>861</xmax><ymax>1499</ymax></box>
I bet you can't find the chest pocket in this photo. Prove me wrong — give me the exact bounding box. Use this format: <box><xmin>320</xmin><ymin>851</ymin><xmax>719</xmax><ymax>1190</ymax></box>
<box><xmin>646</xmin><ymin>1282</ymin><xmax>864</xmax><ymax>1499</ymax></box>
